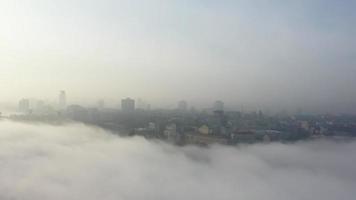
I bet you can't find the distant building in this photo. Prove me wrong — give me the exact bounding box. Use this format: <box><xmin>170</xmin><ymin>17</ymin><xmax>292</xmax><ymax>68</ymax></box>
<box><xmin>133</xmin><ymin>122</ymin><xmax>158</xmax><ymax>138</ymax></box>
<box><xmin>148</xmin><ymin>122</ymin><xmax>156</xmax><ymax>130</ymax></box>
<box><xmin>18</xmin><ymin>99</ymin><xmax>30</xmax><ymax>113</ymax></box>
<box><xmin>198</xmin><ymin>125</ymin><xmax>210</xmax><ymax>135</ymax></box>
<box><xmin>164</xmin><ymin>123</ymin><xmax>177</xmax><ymax>143</ymax></box>
<box><xmin>121</xmin><ymin>98</ymin><xmax>135</xmax><ymax>112</ymax></box>
<box><xmin>97</xmin><ymin>100</ymin><xmax>105</xmax><ymax>110</ymax></box>
<box><xmin>185</xmin><ymin>133</ymin><xmax>228</xmax><ymax>145</ymax></box>
<box><xmin>66</xmin><ymin>104</ymin><xmax>88</xmax><ymax>121</ymax></box>
<box><xmin>59</xmin><ymin>90</ymin><xmax>66</xmax><ymax>109</ymax></box>
<box><xmin>213</xmin><ymin>100</ymin><xmax>224</xmax><ymax>111</ymax></box>
<box><xmin>87</xmin><ymin>108</ymin><xmax>99</xmax><ymax>122</ymax></box>
<box><xmin>300</xmin><ymin>121</ymin><xmax>309</xmax><ymax>131</ymax></box>
<box><xmin>211</xmin><ymin>110</ymin><xmax>228</xmax><ymax>135</ymax></box>
<box><xmin>136</xmin><ymin>98</ymin><xmax>151</xmax><ymax>110</ymax></box>
<box><xmin>232</xmin><ymin>130</ymin><xmax>256</xmax><ymax>143</ymax></box>
<box><xmin>263</xmin><ymin>134</ymin><xmax>271</xmax><ymax>143</ymax></box>
<box><xmin>136</xmin><ymin>98</ymin><xmax>145</xmax><ymax>110</ymax></box>
<box><xmin>177</xmin><ymin>100</ymin><xmax>188</xmax><ymax>111</ymax></box>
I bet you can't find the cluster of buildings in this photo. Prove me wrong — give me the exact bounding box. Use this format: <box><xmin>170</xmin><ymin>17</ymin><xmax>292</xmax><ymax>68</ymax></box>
<box><xmin>133</xmin><ymin>106</ymin><xmax>292</xmax><ymax>145</ymax></box>
<box><xmin>6</xmin><ymin>93</ymin><xmax>356</xmax><ymax>146</ymax></box>
<box><xmin>17</xmin><ymin>90</ymin><xmax>67</xmax><ymax>115</ymax></box>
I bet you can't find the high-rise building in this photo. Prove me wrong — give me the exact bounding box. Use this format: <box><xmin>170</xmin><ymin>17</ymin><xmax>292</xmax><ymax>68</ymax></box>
<box><xmin>97</xmin><ymin>100</ymin><xmax>105</xmax><ymax>110</ymax></box>
<box><xmin>121</xmin><ymin>98</ymin><xmax>135</xmax><ymax>112</ymax></box>
<box><xmin>177</xmin><ymin>100</ymin><xmax>188</xmax><ymax>111</ymax></box>
<box><xmin>213</xmin><ymin>100</ymin><xmax>224</xmax><ymax>111</ymax></box>
<box><xmin>59</xmin><ymin>90</ymin><xmax>66</xmax><ymax>109</ymax></box>
<box><xmin>18</xmin><ymin>98</ymin><xmax>30</xmax><ymax>113</ymax></box>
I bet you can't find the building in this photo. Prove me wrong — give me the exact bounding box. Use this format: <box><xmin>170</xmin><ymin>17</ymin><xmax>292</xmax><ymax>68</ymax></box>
<box><xmin>136</xmin><ymin>98</ymin><xmax>145</xmax><ymax>110</ymax></box>
<box><xmin>213</xmin><ymin>100</ymin><xmax>224</xmax><ymax>111</ymax></box>
<box><xmin>97</xmin><ymin>100</ymin><xmax>105</xmax><ymax>110</ymax></box>
<box><xmin>232</xmin><ymin>130</ymin><xmax>257</xmax><ymax>143</ymax></box>
<box><xmin>59</xmin><ymin>90</ymin><xmax>66</xmax><ymax>109</ymax></box>
<box><xmin>18</xmin><ymin>98</ymin><xmax>30</xmax><ymax>113</ymax></box>
<box><xmin>136</xmin><ymin>98</ymin><xmax>151</xmax><ymax>110</ymax></box>
<box><xmin>66</xmin><ymin>104</ymin><xmax>88</xmax><ymax>121</ymax></box>
<box><xmin>177</xmin><ymin>100</ymin><xmax>188</xmax><ymax>111</ymax></box>
<box><xmin>164</xmin><ymin>123</ymin><xmax>177</xmax><ymax>143</ymax></box>
<box><xmin>121</xmin><ymin>98</ymin><xmax>135</xmax><ymax>112</ymax></box>
<box><xmin>198</xmin><ymin>125</ymin><xmax>210</xmax><ymax>134</ymax></box>
<box><xmin>185</xmin><ymin>133</ymin><xmax>228</xmax><ymax>145</ymax></box>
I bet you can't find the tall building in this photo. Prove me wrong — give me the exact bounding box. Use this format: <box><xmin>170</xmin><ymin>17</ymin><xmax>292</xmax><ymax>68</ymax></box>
<box><xmin>59</xmin><ymin>90</ymin><xmax>66</xmax><ymax>109</ymax></box>
<box><xmin>97</xmin><ymin>100</ymin><xmax>105</xmax><ymax>110</ymax></box>
<box><xmin>177</xmin><ymin>100</ymin><xmax>188</xmax><ymax>111</ymax></box>
<box><xmin>213</xmin><ymin>100</ymin><xmax>224</xmax><ymax>111</ymax></box>
<box><xmin>121</xmin><ymin>98</ymin><xmax>135</xmax><ymax>112</ymax></box>
<box><xmin>18</xmin><ymin>98</ymin><xmax>30</xmax><ymax>113</ymax></box>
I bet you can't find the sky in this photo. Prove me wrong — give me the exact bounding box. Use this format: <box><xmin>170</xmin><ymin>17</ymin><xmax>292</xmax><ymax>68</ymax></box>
<box><xmin>1</xmin><ymin>120</ymin><xmax>356</xmax><ymax>200</ymax></box>
<box><xmin>0</xmin><ymin>0</ymin><xmax>355</xmax><ymax>113</ymax></box>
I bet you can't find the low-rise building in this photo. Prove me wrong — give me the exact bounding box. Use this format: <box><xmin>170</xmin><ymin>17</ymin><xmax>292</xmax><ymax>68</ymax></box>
<box><xmin>185</xmin><ymin>132</ymin><xmax>228</xmax><ymax>146</ymax></box>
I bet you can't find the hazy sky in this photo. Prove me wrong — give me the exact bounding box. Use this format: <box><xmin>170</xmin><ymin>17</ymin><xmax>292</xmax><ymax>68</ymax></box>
<box><xmin>1</xmin><ymin>120</ymin><xmax>356</xmax><ymax>200</ymax></box>
<box><xmin>0</xmin><ymin>0</ymin><xmax>355</xmax><ymax>112</ymax></box>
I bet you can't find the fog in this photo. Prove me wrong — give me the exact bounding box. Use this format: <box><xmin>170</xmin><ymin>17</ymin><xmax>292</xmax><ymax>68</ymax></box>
<box><xmin>1</xmin><ymin>0</ymin><xmax>356</xmax><ymax>113</ymax></box>
<box><xmin>0</xmin><ymin>120</ymin><xmax>355</xmax><ymax>200</ymax></box>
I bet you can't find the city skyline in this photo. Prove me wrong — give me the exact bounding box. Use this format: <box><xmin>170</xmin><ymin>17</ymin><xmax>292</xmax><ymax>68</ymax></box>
<box><xmin>1</xmin><ymin>0</ymin><xmax>355</xmax><ymax>114</ymax></box>
<box><xmin>1</xmin><ymin>1</ymin><xmax>356</xmax><ymax>199</ymax></box>
<box><xmin>4</xmin><ymin>91</ymin><xmax>356</xmax><ymax>115</ymax></box>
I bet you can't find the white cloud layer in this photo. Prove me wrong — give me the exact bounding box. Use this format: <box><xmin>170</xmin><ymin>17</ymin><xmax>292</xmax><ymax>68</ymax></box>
<box><xmin>0</xmin><ymin>120</ymin><xmax>355</xmax><ymax>200</ymax></box>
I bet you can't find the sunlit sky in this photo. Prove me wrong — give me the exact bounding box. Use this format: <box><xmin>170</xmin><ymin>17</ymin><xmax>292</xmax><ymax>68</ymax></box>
<box><xmin>0</xmin><ymin>0</ymin><xmax>355</xmax><ymax>113</ymax></box>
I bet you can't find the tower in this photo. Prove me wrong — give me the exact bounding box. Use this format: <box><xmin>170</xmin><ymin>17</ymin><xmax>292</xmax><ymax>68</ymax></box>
<box><xmin>121</xmin><ymin>98</ymin><xmax>135</xmax><ymax>112</ymax></box>
<box><xmin>59</xmin><ymin>90</ymin><xmax>66</xmax><ymax>109</ymax></box>
<box><xmin>213</xmin><ymin>100</ymin><xmax>224</xmax><ymax>111</ymax></box>
<box><xmin>18</xmin><ymin>98</ymin><xmax>30</xmax><ymax>113</ymax></box>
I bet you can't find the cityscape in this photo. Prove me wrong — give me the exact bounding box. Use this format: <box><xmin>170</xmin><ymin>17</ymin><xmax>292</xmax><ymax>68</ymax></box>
<box><xmin>1</xmin><ymin>1</ymin><xmax>356</xmax><ymax>200</ymax></box>
<box><xmin>3</xmin><ymin>90</ymin><xmax>355</xmax><ymax>146</ymax></box>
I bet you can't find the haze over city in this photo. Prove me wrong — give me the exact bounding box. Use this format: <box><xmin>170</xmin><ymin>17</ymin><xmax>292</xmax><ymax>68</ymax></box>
<box><xmin>1</xmin><ymin>0</ymin><xmax>355</xmax><ymax>113</ymax></box>
<box><xmin>1</xmin><ymin>1</ymin><xmax>356</xmax><ymax>200</ymax></box>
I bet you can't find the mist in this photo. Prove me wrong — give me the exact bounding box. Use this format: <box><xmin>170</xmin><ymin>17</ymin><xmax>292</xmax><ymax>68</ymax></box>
<box><xmin>0</xmin><ymin>120</ymin><xmax>355</xmax><ymax>200</ymax></box>
<box><xmin>1</xmin><ymin>0</ymin><xmax>356</xmax><ymax>113</ymax></box>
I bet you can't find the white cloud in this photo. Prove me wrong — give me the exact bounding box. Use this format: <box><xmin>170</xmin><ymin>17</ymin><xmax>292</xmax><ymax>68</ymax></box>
<box><xmin>0</xmin><ymin>120</ymin><xmax>355</xmax><ymax>200</ymax></box>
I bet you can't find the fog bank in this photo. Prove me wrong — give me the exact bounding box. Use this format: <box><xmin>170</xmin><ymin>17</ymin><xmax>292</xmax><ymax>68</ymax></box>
<box><xmin>0</xmin><ymin>120</ymin><xmax>355</xmax><ymax>200</ymax></box>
